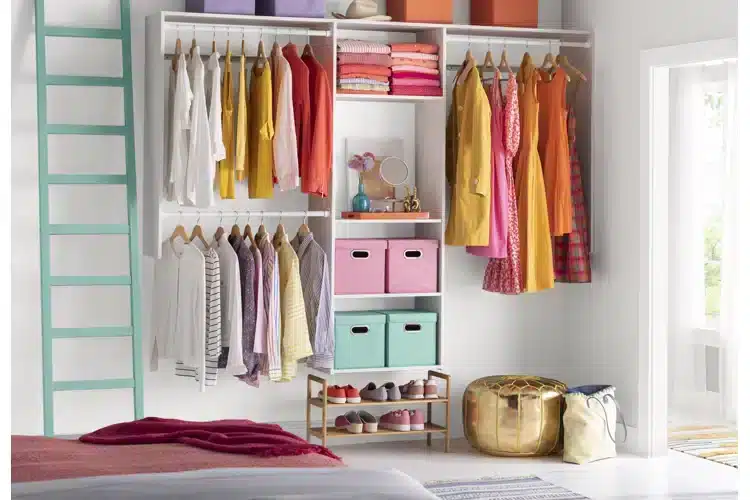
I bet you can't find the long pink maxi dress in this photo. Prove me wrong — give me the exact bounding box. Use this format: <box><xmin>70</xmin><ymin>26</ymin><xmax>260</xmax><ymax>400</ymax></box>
<box><xmin>483</xmin><ymin>71</ymin><xmax>523</xmax><ymax>294</ymax></box>
<box><xmin>466</xmin><ymin>69</ymin><xmax>508</xmax><ymax>258</ymax></box>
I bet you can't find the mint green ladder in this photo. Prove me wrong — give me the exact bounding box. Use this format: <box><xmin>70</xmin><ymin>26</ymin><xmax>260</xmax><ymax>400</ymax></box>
<box><xmin>34</xmin><ymin>0</ymin><xmax>143</xmax><ymax>436</ymax></box>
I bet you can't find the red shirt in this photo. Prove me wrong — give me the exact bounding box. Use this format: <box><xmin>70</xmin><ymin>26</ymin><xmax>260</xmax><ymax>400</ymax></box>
<box><xmin>302</xmin><ymin>52</ymin><xmax>332</xmax><ymax>198</ymax></box>
<box><xmin>281</xmin><ymin>44</ymin><xmax>311</xmax><ymax>186</ymax></box>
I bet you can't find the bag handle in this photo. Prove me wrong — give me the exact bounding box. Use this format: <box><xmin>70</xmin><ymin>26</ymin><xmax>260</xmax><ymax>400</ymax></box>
<box><xmin>586</xmin><ymin>393</ymin><xmax>628</xmax><ymax>444</ymax></box>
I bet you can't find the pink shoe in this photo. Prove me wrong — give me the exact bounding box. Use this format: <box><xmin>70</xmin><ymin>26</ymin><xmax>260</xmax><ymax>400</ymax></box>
<box><xmin>335</xmin><ymin>411</ymin><xmax>363</xmax><ymax>434</ymax></box>
<box><xmin>409</xmin><ymin>409</ymin><xmax>425</xmax><ymax>430</ymax></box>
<box><xmin>379</xmin><ymin>410</ymin><xmax>411</xmax><ymax>432</ymax></box>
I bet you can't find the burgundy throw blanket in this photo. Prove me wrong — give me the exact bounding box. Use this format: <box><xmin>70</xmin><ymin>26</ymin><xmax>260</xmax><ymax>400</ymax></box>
<box><xmin>79</xmin><ymin>417</ymin><xmax>340</xmax><ymax>461</ymax></box>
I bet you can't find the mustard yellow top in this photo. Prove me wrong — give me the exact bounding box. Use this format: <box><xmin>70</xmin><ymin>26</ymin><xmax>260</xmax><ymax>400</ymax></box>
<box><xmin>235</xmin><ymin>53</ymin><xmax>249</xmax><ymax>182</ymax></box>
<box><xmin>445</xmin><ymin>65</ymin><xmax>492</xmax><ymax>247</ymax></box>
<box><xmin>248</xmin><ymin>63</ymin><xmax>275</xmax><ymax>199</ymax></box>
<box><xmin>217</xmin><ymin>50</ymin><xmax>235</xmax><ymax>199</ymax></box>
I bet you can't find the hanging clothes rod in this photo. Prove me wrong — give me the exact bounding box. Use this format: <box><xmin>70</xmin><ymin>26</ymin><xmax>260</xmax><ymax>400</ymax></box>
<box><xmin>164</xmin><ymin>210</ymin><xmax>331</xmax><ymax>218</ymax></box>
<box><xmin>164</xmin><ymin>22</ymin><xmax>331</xmax><ymax>38</ymax></box>
<box><xmin>446</xmin><ymin>35</ymin><xmax>590</xmax><ymax>49</ymax></box>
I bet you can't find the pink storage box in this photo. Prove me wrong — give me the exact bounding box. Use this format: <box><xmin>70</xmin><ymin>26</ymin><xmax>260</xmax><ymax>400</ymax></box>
<box><xmin>335</xmin><ymin>239</ymin><xmax>388</xmax><ymax>295</ymax></box>
<box><xmin>386</xmin><ymin>239</ymin><xmax>439</xmax><ymax>293</ymax></box>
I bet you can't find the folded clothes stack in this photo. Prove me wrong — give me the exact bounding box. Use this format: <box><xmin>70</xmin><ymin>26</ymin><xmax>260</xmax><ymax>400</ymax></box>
<box><xmin>389</xmin><ymin>42</ymin><xmax>442</xmax><ymax>97</ymax></box>
<box><xmin>337</xmin><ymin>40</ymin><xmax>392</xmax><ymax>95</ymax></box>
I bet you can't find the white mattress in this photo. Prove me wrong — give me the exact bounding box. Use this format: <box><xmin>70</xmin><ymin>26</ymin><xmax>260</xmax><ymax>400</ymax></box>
<box><xmin>12</xmin><ymin>467</ymin><xmax>439</xmax><ymax>499</ymax></box>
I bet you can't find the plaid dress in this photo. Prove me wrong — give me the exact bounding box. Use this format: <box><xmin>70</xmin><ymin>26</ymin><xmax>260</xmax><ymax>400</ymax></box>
<box><xmin>553</xmin><ymin>109</ymin><xmax>591</xmax><ymax>282</ymax></box>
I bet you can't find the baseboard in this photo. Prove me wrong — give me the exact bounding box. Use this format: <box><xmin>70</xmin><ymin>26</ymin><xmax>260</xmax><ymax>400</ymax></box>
<box><xmin>618</xmin><ymin>425</ymin><xmax>640</xmax><ymax>455</ymax></box>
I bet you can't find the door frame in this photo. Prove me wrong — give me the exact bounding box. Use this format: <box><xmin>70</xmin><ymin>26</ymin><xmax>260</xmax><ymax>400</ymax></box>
<box><xmin>638</xmin><ymin>37</ymin><xmax>737</xmax><ymax>457</ymax></box>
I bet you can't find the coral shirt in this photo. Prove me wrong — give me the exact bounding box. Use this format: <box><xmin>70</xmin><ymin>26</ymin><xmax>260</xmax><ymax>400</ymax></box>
<box><xmin>302</xmin><ymin>53</ymin><xmax>332</xmax><ymax>198</ymax></box>
<box><xmin>281</xmin><ymin>44</ymin><xmax>311</xmax><ymax>185</ymax></box>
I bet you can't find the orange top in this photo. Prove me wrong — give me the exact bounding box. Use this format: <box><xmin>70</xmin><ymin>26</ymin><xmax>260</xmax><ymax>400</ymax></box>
<box><xmin>338</xmin><ymin>64</ymin><xmax>392</xmax><ymax>77</ymax></box>
<box><xmin>537</xmin><ymin>68</ymin><xmax>572</xmax><ymax>236</ymax></box>
<box><xmin>282</xmin><ymin>44</ymin><xmax>311</xmax><ymax>185</ymax></box>
<box><xmin>302</xmin><ymin>54</ymin><xmax>332</xmax><ymax>198</ymax></box>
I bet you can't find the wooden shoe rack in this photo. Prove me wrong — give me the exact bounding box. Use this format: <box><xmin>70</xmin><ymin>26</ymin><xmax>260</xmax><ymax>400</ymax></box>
<box><xmin>306</xmin><ymin>371</ymin><xmax>451</xmax><ymax>452</ymax></box>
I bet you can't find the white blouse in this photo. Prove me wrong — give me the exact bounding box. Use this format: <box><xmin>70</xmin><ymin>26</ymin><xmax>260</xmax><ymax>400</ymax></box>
<box><xmin>151</xmin><ymin>239</ymin><xmax>206</xmax><ymax>372</ymax></box>
<box><xmin>167</xmin><ymin>53</ymin><xmax>193</xmax><ymax>204</ymax></box>
<box><xmin>207</xmin><ymin>51</ymin><xmax>226</xmax><ymax>164</ymax></box>
<box><xmin>212</xmin><ymin>234</ymin><xmax>245</xmax><ymax>375</ymax></box>
<box><xmin>273</xmin><ymin>54</ymin><xmax>300</xmax><ymax>192</ymax></box>
<box><xmin>187</xmin><ymin>47</ymin><xmax>215</xmax><ymax>208</ymax></box>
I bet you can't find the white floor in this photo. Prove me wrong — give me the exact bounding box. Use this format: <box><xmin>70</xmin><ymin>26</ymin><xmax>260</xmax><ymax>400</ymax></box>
<box><xmin>331</xmin><ymin>438</ymin><xmax>739</xmax><ymax>499</ymax></box>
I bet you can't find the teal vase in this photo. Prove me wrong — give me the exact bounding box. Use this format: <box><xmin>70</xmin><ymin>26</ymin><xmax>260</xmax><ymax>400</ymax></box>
<box><xmin>352</xmin><ymin>181</ymin><xmax>370</xmax><ymax>213</ymax></box>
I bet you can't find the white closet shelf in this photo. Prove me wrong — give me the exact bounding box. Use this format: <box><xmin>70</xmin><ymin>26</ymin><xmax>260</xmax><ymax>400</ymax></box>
<box><xmin>336</xmin><ymin>94</ymin><xmax>444</xmax><ymax>103</ymax></box>
<box><xmin>316</xmin><ymin>365</ymin><xmax>443</xmax><ymax>375</ymax></box>
<box><xmin>334</xmin><ymin>292</ymin><xmax>442</xmax><ymax>299</ymax></box>
<box><xmin>335</xmin><ymin>218</ymin><xmax>442</xmax><ymax>224</ymax></box>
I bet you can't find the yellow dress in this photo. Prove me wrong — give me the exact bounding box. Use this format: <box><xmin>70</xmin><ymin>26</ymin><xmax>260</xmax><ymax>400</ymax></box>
<box><xmin>514</xmin><ymin>55</ymin><xmax>554</xmax><ymax>292</ymax></box>
<box><xmin>235</xmin><ymin>53</ymin><xmax>249</xmax><ymax>183</ymax></box>
<box><xmin>445</xmin><ymin>65</ymin><xmax>492</xmax><ymax>246</ymax></box>
<box><xmin>248</xmin><ymin>63</ymin><xmax>275</xmax><ymax>199</ymax></box>
<box><xmin>217</xmin><ymin>50</ymin><xmax>235</xmax><ymax>199</ymax></box>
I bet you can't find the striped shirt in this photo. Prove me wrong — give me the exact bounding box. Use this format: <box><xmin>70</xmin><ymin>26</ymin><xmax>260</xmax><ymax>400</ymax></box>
<box><xmin>291</xmin><ymin>232</ymin><xmax>334</xmax><ymax>370</ymax></box>
<box><xmin>175</xmin><ymin>247</ymin><xmax>222</xmax><ymax>389</ymax></box>
<box><xmin>337</xmin><ymin>40</ymin><xmax>391</xmax><ymax>54</ymax></box>
<box><xmin>274</xmin><ymin>231</ymin><xmax>312</xmax><ymax>381</ymax></box>
<box><xmin>228</xmin><ymin>234</ymin><xmax>260</xmax><ymax>387</ymax></box>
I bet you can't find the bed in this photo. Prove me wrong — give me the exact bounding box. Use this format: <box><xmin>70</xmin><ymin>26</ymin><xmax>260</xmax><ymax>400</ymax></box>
<box><xmin>12</xmin><ymin>435</ymin><xmax>438</xmax><ymax>499</ymax></box>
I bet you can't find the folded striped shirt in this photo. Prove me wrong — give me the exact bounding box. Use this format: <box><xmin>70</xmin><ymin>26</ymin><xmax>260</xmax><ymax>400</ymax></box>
<box><xmin>391</xmin><ymin>58</ymin><xmax>439</xmax><ymax>69</ymax></box>
<box><xmin>339</xmin><ymin>78</ymin><xmax>390</xmax><ymax>87</ymax></box>
<box><xmin>391</xmin><ymin>52</ymin><xmax>439</xmax><ymax>61</ymax></box>
<box><xmin>392</xmin><ymin>65</ymin><xmax>440</xmax><ymax>75</ymax></box>
<box><xmin>338</xmin><ymin>40</ymin><xmax>391</xmax><ymax>54</ymax></box>
<box><xmin>338</xmin><ymin>73</ymin><xmax>390</xmax><ymax>83</ymax></box>
<box><xmin>339</xmin><ymin>83</ymin><xmax>391</xmax><ymax>91</ymax></box>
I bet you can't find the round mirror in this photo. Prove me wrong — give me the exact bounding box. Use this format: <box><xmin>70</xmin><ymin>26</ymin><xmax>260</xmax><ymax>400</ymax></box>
<box><xmin>379</xmin><ymin>156</ymin><xmax>409</xmax><ymax>187</ymax></box>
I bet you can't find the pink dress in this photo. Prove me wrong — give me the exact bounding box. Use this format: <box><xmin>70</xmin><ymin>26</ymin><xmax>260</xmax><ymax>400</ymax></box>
<box><xmin>483</xmin><ymin>72</ymin><xmax>523</xmax><ymax>294</ymax></box>
<box><xmin>467</xmin><ymin>70</ymin><xmax>508</xmax><ymax>258</ymax></box>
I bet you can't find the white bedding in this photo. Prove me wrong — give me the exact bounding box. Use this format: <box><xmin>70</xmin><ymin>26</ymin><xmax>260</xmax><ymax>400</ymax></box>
<box><xmin>12</xmin><ymin>467</ymin><xmax>439</xmax><ymax>499</ymax></box>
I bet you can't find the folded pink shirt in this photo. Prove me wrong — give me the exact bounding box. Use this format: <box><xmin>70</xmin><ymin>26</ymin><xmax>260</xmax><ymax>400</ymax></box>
<box><xmin>339</xmin><ymin>64</ymin><xmax>392</xmax><ymax>77</ymax></box>
<box><xmin>338</xmin><ymin>53</ymin><xmax>392</xmax><ymax>66</ymax></box>
<box><xmin>390</xmin><ymin>43</ymin><xmax>439</xmax><ymax>54</ymax></box>
<box><xmin>391</xmin><ymin>72</ymin><xmax>441</xmax><ymax>81</ymax></box>
<box><xmin>390</xmin><ymin>86</ymin><xmax>443</xmax><ymax>96</ymax></box>
<box><xmin>391</xmin><ymin>58</ymin><xmax>439</xmax><ymax>69</ymax></box>
<box><xmin>391</xmin><ymin>65</ymin><xmax>440</xmax><ymax>75</ymax></box>
<box><xmin>390</xmin><ymin>78</ymin><xmax>441</xmax><ymax>87</ymax></box>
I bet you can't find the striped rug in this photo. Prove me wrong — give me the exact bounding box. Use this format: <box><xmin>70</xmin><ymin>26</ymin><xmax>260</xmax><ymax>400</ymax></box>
<box><xmin>425</xmin><ymin>475</ymin><xmax>588</xmax><ymax>499</ymax></box>
<box><xmin>669</xmin><ymin>425</ymin><xmax>738</xmax><ymax>468</ymax></box>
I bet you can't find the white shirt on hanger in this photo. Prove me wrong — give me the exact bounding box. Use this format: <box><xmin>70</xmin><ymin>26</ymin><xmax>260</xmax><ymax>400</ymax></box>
<box><xmin>151</xmin><ymin>238</ymin><xmax>206</xmax><ymax>372</ymax></box>
<box><xmin>212</xmin><ymin>233</ymin><xmax>245</xmax><ymax>375</ymax></box>
<box><xmin>187</xmin><ymin>47</ymin><xmax>215</xmax><ymax>208</ymax></box>
<box><xmin>273</xmin><ymin>54</ymin><xmax>300</xmax><ymax>192</ymax></box>
<box><xmin>207</xmin><ymin>50</ymin><xmax>226</xmax><ymax>163</ymax></box>
<box><xmin>168</xmin><ymin>53</ymin><xmax>193</xmax><ymax>204</ymax></box>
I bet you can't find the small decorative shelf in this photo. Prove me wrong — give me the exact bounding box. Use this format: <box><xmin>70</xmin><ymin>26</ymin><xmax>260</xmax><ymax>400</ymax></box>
<box><xmin>306</xmin><ymin>371</ymin><xmax>451</xmax><ymax>452</ymax></box>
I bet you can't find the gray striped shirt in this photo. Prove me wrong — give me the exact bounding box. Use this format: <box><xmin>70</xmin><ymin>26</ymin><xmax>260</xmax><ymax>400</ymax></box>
<box><xmin>291</xmin><ymin>232</ymin><xmax>333</xmax><ymax>369</ymax></box>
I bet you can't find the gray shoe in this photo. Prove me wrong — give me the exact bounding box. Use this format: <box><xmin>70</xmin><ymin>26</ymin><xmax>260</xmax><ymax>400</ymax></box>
<box><xmin>383</xmin><ymin>382</ymin><xmax>401</xmax><ymax>401</ymax></box>
<box><xmin>361</xmin><ymin>382</ymin><xmax>387</xmax><ymax>401</ymax></box>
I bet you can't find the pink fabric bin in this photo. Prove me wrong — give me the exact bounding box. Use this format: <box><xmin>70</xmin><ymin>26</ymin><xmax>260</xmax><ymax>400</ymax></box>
<box><xmin>386</xmin><ymin>239</ymin><xmax>439</xmax><ymax>293</ymax></box>
<box><xmin>335</xmin><ymin>239</ymin><xmax>388</xmax><ymax>295</ymax></box>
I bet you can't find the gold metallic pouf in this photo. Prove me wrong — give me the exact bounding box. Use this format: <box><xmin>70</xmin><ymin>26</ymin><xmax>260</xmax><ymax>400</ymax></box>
<box><xmin>463</xmin><ymin>375</ymin><xmax>567</xmax><ymax>457</ymax></box>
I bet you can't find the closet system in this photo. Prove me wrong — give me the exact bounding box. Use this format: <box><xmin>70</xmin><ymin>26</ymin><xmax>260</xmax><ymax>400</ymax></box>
<box><xmin>144</xmin><ymin>12</ymin><xmax>592</xmax><ymax>380</ymax></box>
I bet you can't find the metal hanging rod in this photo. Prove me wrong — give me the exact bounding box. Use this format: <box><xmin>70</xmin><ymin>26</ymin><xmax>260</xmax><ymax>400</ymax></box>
<box><xmin>165</xmin><ymin>22</ymin><xmax>331</xmax><ymax>38</ymax></box>
<box><xmin>446</xmin><ymin>35</ymin><xmax>590</xmax><ymax>49</ymax></box>
<box><xmin>163</xmin><ymin>209</ymin><xmax>331</xmax><ymax>218</ymax></box>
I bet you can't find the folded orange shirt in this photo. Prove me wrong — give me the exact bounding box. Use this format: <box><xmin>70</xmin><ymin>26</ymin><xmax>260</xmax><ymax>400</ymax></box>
<box><xmin>338</xmin><ymin>64</ymin><xmax>392</xmax><ymax>77</ymax></box>
<box><xmin>337</xmin><ymin>73</ymin><xmax>389</xmax><ymax>83</ymax></box>
<box><xmin>391</xmin><ymin>58</ymin><xmax>439</xmax><ymax>69</ymax></box>
<box><xmin>390</xmin><ymin>43</ymin><xmax>439</xmax><ymax>54</ymax></box>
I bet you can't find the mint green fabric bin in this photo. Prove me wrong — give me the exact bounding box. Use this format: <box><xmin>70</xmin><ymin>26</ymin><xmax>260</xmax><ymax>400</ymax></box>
<box><xmin>334</xmin><ymin>311</ymin><xmax>386</xmax><ymax>370</ymax></box>
<box><xmin>384</xmin><ymin>310</ymin><xmax>438</xmax><ymax>367</ymax></box>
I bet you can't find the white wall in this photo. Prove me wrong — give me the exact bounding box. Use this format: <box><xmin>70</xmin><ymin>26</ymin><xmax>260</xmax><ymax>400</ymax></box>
<box><xmin>12</xmin><ymin>0</ymin><xmax>570</xmax><ymax>437</ymax></box>
<box><xmin>561</xmin><ymin>0</ymin><xmax>738</xmax><ymax>431</ymax></box>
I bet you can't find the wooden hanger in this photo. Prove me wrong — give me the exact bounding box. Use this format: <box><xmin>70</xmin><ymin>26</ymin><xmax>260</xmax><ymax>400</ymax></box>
<box><xmin>457</xmin><ymin>47</ymin><xmax>476</xmax><ymax>86</ymax></box>
<box><xmin>243</xmin><ymin>220</ymin><xmax>254</xmax><ymax>246</ymax></box>
<box><xmin>171</xmin><ymin>38</ymin><xmax>182</xmax><ymax>72</ymax></box>
<box><xmin>230</xmin><ymin>214</ymin><xmax>242</xmax><ymax>237</ymax></box>
<box><xmin>241</xmin><ymin>38</ymin><xmax>246</xmax><ymax>57</ymax></box>
<box><xmin>481</xmin><ymin>48</ymin><xmax>496</xmax><ymax>79</ymax></box>
<box><xmin>170</xmin><ymin>223</ymin><xmax>189</xmax><ymax>244</ymax></box>
<box><xmin>214</xmin><ymin>213</ymin><xmax>225</xmax><ymax>242</ymax></box>
<box><xmin>212</xmin><ymin>37</ymin><xmax>217</xmax><ymax>54</ymax></box>
<box><xmin>190</xmin><ymin>37</ymin><xmax>197</xmax><ymax>59</ymax></box>
<box><xmin>298</xmin><ymin>213</ymin><xmax>310</xmax><ymax>238</ymax></box>
<box><xmin>498</xmin><ymin>46</ymin><xmax>511</xmax><ymax>77</ymax></box>
<box><xmin>556</xmin><ymin>54</ymin><xmax>587</xmax><ymax>82</ymax></box>
<box><xmin>190</xmin><ymin>222</ymin><xmax>209</xmax><ymax>249</ymax></box>
<box><xmin>273</xmin><ymin>218</ymin><xmax>286</xmax><ymax>246</ymax></box>
<box><xmin>255</xmin><ymin>39</ymin><xmax>267</xmax><ymax>69</ymax></box>
<box><xmin>225</xmin><ymin>39</ymin><xmax>231</xmax><ymax>57</ymax></box>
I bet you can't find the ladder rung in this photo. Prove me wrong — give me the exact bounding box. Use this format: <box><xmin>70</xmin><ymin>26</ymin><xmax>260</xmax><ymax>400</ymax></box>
<box><xmin>49</xmin><ymin>275</ymin><xmax>131</xmax><ymax>286</ymax></box>
<box><xmin>48</xmin><ymin>174</ymin><xmax>127</xmax><ymax>185</ymax></box>
<box><xmin>48</xmin><ymin>224</ymin><xmax>130</xmax><ymax>235</ymax></box>
<box><xmin>44</xmin><ymin>26</ymin><xmax>123</xmax><ymax>40</ymax></box>
<box><xmin>46</xmin><ymin>75</ymin><xmax>126</xmax><ymax>87</ymax></box>
<box><xmin>47</xmin><ymin>125</ymin><xmax>127</xmax><ymax>136</ymax></box>
<box><xmin>53</xmin><ymin>378</ymin><xmax>135</xmax><ymax>392</ymax></box>
<box><xmin>50</xmin><ymin>327</ymin><xmax>133</xmax><ymax>339</ymax></box>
